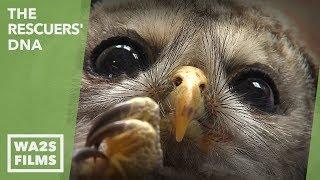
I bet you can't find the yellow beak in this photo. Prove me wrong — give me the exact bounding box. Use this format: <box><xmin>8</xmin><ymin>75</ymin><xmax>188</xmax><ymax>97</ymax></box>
<box><xmin>170</xmin><ymin>66</ymin><xmax>207</xmax><ymax>142</ymax></box>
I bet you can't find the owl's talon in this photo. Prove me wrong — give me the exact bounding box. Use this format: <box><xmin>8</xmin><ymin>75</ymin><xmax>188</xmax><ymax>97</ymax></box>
<box><xmin>72</xmin><ymin>147</ymin><xmax>108</xmax><ymax>162</ymax></box>
<box><xmin>100</xmin><ymin>119</ymin><xmax>161</xmax><ymax>178</ymax></box>
<box><xmin>72</xmin><ymin>97</ymin><xmax>162</xmax><ymax>179</ymax></box>
<box><xmin>86</xmin><ymin>97</ymin><xmax>161</xmax><ymax>148</ymax></box>
<box><xmin>86</xmin><ymin>120</ymin><xmax>127</xmax><ymax>147</ymax></box>
<box><xmin>71</xmin><ymin>147</ymin><xmax>113</xmax><ymax>180</ymax></box>
<box><xmin>86</xmin><ymin>102</ymin><xmax>132</xmax><ymax>147</ymax></box>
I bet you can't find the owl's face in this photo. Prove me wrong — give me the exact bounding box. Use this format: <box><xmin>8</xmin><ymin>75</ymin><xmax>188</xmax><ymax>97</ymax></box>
<box><xmin>75</xmin><ymin>0</ymin><xmax>317</xmax><ymax>178</ymax></box>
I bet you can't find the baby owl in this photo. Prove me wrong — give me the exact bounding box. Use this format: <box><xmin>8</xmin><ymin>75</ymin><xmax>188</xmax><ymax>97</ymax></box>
<box><xmin>71</xmin><ymin>0</ymin><xmax>319</xmax><ymax>179</ymax></box>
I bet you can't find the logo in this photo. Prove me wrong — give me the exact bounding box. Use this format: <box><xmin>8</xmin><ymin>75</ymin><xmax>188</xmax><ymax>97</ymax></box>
<box><xmin>7</xmin><ymin>134</ymin><xmax>64</xmax><ymax>173</ymax></box>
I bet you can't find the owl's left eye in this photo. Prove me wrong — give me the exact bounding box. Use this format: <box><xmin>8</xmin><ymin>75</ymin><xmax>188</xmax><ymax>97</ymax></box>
<box><xmin>91</xmin><ymin>36</ymin><xmax>150</xmax><ymax>79</ymax></box>
<box><xmin>230</xmin><ymin>69</ymin><xmax>279</xmax><ymax>113</ymax></box>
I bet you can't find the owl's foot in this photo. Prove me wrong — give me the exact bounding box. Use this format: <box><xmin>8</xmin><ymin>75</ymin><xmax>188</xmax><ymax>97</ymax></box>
<box><xmin>71</xmin><ymin>97</ymin><xmax>162</xmax><ymax>180</ymax></box>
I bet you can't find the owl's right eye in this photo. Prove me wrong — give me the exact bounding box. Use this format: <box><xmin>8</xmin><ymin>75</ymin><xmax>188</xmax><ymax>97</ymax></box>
<box><xmin>230</xmin><ymin>68</ymin><xmax>279</xmax><ymax>113</ymax></box>
<box><xmin>91</xmin><ymin>36</ymin><xmax>150</xmax><ymax>79</ymax></box>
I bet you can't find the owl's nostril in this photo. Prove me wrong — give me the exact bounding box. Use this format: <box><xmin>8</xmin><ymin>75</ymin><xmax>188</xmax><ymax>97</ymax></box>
<box><xmin>174</xmin><ymin>76</ymin><xmax>183</xmax><ymax>87</ymax></box>
<box><xmin>199</xmin><ymin>83</ymin><xmax>206</xmax><ymax>92</ymax></box>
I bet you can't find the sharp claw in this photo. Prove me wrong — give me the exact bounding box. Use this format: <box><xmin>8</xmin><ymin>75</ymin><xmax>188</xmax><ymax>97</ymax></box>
<box><xmin>71</xmin><ymin>148</ymin><xmax>111</xmax><ymax>180</ymax></box>
<box><xmin>86</xmin><ymin>102</ymin><xmax>132</xmax><ymax>146</ymax></box>
<box><xmin>85</xmin><ymin>121</ymin><xmax>127</xmax><ymax>147</ymax></box>
<box><xmin>72</xmin><ymin>147</ymin><xmax>108</xmax><ymax>162</ymax></box>
<box><xmin>86</xmin><ymin>97</ymin><xmax>160</xmax><ymax>148</ymax></box>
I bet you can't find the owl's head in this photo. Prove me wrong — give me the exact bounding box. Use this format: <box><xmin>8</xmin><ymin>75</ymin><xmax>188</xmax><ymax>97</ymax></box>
<box><xmin>75</xmin><ymin>0</ymin><xmax>318</xmax><ymax>178</ymax></box>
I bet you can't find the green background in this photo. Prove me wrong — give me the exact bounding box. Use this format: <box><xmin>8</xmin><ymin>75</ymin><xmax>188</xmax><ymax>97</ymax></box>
<box><xmin>0</xmin><ymin>0</ymin><xmax>89</xmax><ymax>179</ymax></box>
<box><xmin>307</xmin><ymin>75</ymin><xmax>320</xmax><ymax>180</ymax></box>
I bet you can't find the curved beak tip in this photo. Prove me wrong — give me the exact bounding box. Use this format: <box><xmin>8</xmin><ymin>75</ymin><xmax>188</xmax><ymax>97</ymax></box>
<box><xmin>176</xmin><ymin>124</ymin><xmax>187</xmax><ymax>142</ymax></box>
<box><xmin>176</xmin><ymin>135</ymin><xmax>183</xmax><ymax>142</ymax></box>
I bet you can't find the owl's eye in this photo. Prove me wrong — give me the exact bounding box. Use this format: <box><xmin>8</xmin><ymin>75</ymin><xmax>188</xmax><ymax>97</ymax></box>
<box><xmin>231</xmin><ymin>69</ymin><xmax>279</xmax><ymax>113</ymax></box>
<box><xmin>91</xmin><ymin>36</ymin><xmax>150</xmax><ymax>79</ymax></box>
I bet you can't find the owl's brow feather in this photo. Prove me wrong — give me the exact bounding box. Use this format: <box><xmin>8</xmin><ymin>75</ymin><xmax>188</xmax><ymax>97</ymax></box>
<box><xmin>200</xmin><ymin>23</ymin><xmax>232</xmax><ymax>101</ymax></box>
<box><xmin>151</xmin><ymin>21</ymin><xmax>198</xmax><ymax>82</ymax></box>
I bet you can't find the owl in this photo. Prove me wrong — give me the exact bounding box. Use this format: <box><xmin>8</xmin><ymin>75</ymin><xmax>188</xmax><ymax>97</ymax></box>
<box><xmin>71</xmin><ymin>0</ymin><xmax>318</xmax><ymax>179</ymax></box>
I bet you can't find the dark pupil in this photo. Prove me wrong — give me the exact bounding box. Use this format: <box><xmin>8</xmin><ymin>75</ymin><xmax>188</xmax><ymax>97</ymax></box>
<box><xmin>95</xmin><ymin>44</ymin><xmax>141</xmax><ymax>78</ymax></box>
<box><xmin>234</xmin><ymin>78</ymin><xmax>274</xmax><ymax>112</ymax></box>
